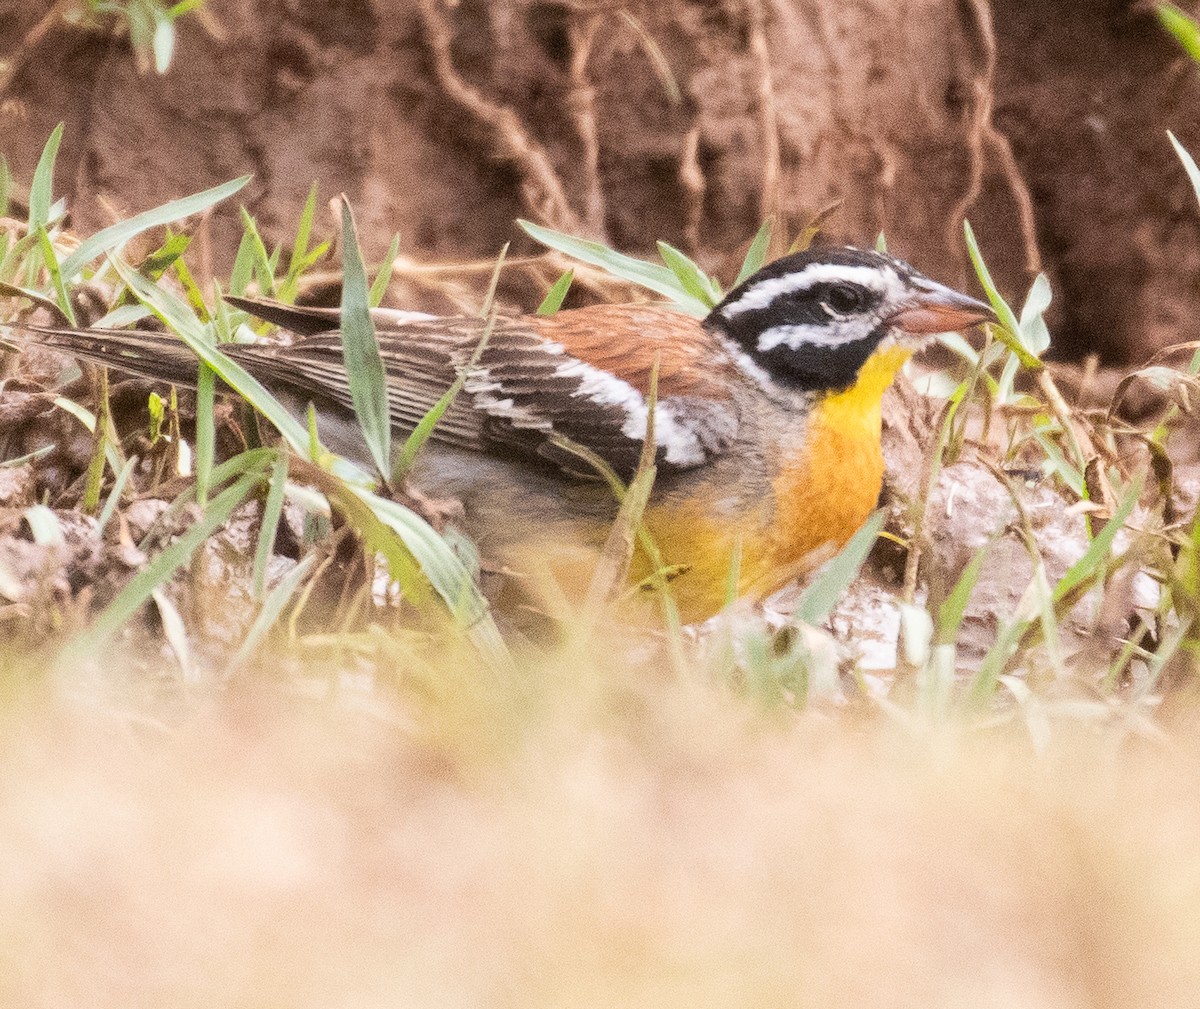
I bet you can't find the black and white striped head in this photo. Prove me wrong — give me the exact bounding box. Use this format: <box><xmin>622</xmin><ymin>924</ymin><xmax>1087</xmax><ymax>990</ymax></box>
<box><xmin>706</xmin><ymin>247</ymin><xmax>992</xmax><ymax>393</ymax></box>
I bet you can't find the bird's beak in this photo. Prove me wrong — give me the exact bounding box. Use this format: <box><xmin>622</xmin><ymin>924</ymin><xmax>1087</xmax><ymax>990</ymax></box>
<box><xmin>888</xmin><ymin>278</ymin><xmax>994</xmax><ymax>335</ymax></box>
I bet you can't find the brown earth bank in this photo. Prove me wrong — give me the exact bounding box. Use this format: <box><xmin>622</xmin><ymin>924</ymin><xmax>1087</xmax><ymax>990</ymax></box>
<box><xmin>1</xmin><ymin>0</ymin><xmax>1199</xmax><ymax>363</ymax></box>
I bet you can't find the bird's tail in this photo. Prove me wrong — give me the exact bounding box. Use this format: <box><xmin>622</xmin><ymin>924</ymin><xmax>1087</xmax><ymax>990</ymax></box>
<box><xmin>21</xmin><ymin>325</ymin><xmax>206</xmax><ymax>388</ymax></box>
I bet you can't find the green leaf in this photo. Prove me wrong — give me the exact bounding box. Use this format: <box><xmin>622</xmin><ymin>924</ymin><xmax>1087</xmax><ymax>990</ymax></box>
<box><xmin>194</xmin><ymin>363</ymin><xmax>216</xmax><ymax>504</ymax></box>
<box><xmin>789</xmin><ymin>200</ymin><xmax>842</xmax><ymax>254</ymax></box>
<box><xmin>51</xmin><ymin>396</ymin><xmax>124</xmax><ymax>474</ymax></box>
<box><xmin>393</xmin><ymin>319</ymin><xmax>494</xmax><ymax>478</ymax></box>
<box><xmin>36</xmin><ymin>226</ymin><xmax>76</xmax><ymax>326</ymax></box>
<box><xmin>519</xmin><ymin>219</ymin><xmax>711</xmax><ymax>316</ymax></box>
<box><xmin>96</xmin><ymin>454</ymin><xmax>138</xmax><ymax>538</ymax></box>
<box><xmin>734</xmin><ymin>218</ymin><xmax>773</xmax><ymax>287</ymax></box>
<box><xmin>793</xmin><ymin>510</ymin><xmax>886</xmax><ymax>625</ymax></box>
<box><xmin>173</xmin><ymin>253</ymin><xmax>210</xmax><ymax>322</ymax></box>
<box><xmin>1018</xmin><ymin>272</ymin><xmax>1053</xmax><ymax>357</ymax></box>
<box><xmin>229</xmin><ymin>230</ymin><xmax>256</xmax><ymax>296</ymax></box>
<box><xmin>656</xmin><ymin>240</ymin><xmax>722</xmax><ymax>308</ymax></box>
<box><xmin>60</xmin><ymin>176</ymin><xmax>250</xmax><ymax>284</ymax></box>
<box><xmin>935</xmin><ymin>539</ymin><xmax>993</xmax><ymax>645</ymax></box>
<box><xmin>238</xmin><ymin>206</ymin><xmax>277</xmax><ymax>298</ymax></box>
<box><xmin>1032</xmin><ymin>429</ymin><xmax>1084</xmax><ymax>497</ymax></box>
<box><xmin>252</xmin><ymin>452</ymin><xmax>289</xmax><ymax>600</ymax></box>
<box><xmin>963</xmin><ymin>219</ymin><xmax>1041</xmax><ymax>370</ymax></box>
<box><xmin>0</xmin><ymin>155</ymin><xmax>11</xmax><ymax>219</ymax></box>
<box><xmin>1052</xmin><ymin>477</ymin><xmax>1141</xmax><ymax>604</ymax></box>
<box><xmin>338</xmin><ymin>199</ymin><xmax>392</xmax><ymax>477</ymax></box>
<box><xmin>1159</xmin><ymin>5</ymin><xmax>1200</xmax><ymax>63</ymax></box>
<box><xmin>369</xmin><ymin>232</ymin><xmax>401</xmax><ymax>308</ymax></box>
<box><xmin>279</xmin><ymin>182</ymin><xmax>320</xmax><ymax>303</ymax></box>
<box><xmin>28</xmin><ymin>124</ymin><xmax>63</xmax><ymax>232</ymax></box>
<box><xmin>139</xmin><ymin>231</ymin><xmax>193</xmax><ymax>281</ymax></box>
<box><xmin>536</xmin><ymin>268</ymin><xmax>574</xmax><ymax>315</ymax></box>
<box><xmin>167</xmin><ymin>0</ymin><xmax>207</xmax><ymax>17</ymax></box>
<box><xmin>148</xmin><ymin>390</ymin><xmax>165</xmax><ymax>443</ymax></box>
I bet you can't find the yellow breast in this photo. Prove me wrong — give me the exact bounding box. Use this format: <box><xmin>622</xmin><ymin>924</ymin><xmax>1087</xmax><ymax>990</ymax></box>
<box><xmin>639</xmin><ymin>346</ymin><xmax>913</xmax><ymax>620</ymax></box>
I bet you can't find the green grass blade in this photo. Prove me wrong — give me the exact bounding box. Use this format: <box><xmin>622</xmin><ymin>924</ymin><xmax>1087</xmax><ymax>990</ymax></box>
<box><xmin>1159</xmin><ymin>5</ymin><xmax>1200</xmax><ymax>62</ymax></box>
<box><xmin>278</xmin><ymin>182</ymin><xmax>320</xmax><ymax>302</ymax></box>
<box><xmin>536</xmin><ymin>269</ymin><xmax>574</xmax><ymax>315</ymax></box>
<box><xmin>229</xmin><ymin>231</ymin><xmax>256</xmax><ymax>296</ymax></box>
<box><xmin>966</xmin><ymin>579</ymin><xmax>1039</xmax><ymax>707</ymax></box>
<box><xmin>793</xmin><ymin>510</ymin><xmax>886</xmax><ymax>626</ymax></box>
<box><xmin>1052</xmin><ymin>477</ymin><xmax>1141</xmax><ymax>604</ymax></box>
<box><xmin>173</xmin><ymin>254</ymin><xmax>210</xmax><ymax>322</ymax></box>
<box><xmin>519</xmin><ymin>219</ymin><xmax>711</xmax><ymax>316</ymax></box>
<box><xmin>734</xmin><ymin>218</ymin><xmax>773</xmax><ymax>286</ymax></box>
<box><xmin>343</xmin><ymin>485</ymin><xmax>508</xmax><ymax>668</ymax></box>
<box><xmin>656</xmin><ymin>240</ymin><xmax>722</xmax><ymax>308</ymax></box>
<box><xmin>232</xmin><ymin>552</ymin><xmax>317</xmax><ymax>670</ymax></box>
<box><xmin>479</xmin><ymin>242</ymin><xmax>508</xmax><ymax>317</ymax></box>
<box><xmin>238</xmin><ymin>207</ymin><xmax>277</xmax><ymax>298</ymax></box>
<box><xmin>252</xmin><ymin>452</ymin><xmax>289</xmax><ymax>600</ymax></box>
<box><xmin>96</xmin><ymin>454</ymin><xmax>138</xmax><ymax>538</ymax></box>
<box><xmin>59</xmin><ymin>176</ymin><xmax>250</xmax><ymax>284</ymax></box>
<box><xmin>52</xmin><ymin>396</ymin><xmax>124</xmax><ymax>474</ymax></box>
<box><xmin>935</xmin><ymin>538</ymin><xmax>993</xmax><ymax>645</ymax></box>
<box><xmin>369</xmin><ymin>233</ymin><xmax>401</xmax><ymax>308</ymax></box>
<box><xmin>112</xmin><ymin>258</ymin><xmax>314</xmax><ymax>455</ymax></box>
<box><xmin>139</xmin><ymin>231</ymin><xmax>192</xmax><ymax>281</ymax></box>
<box><xmin>0</xmin><ymin>155</ymin><xmax>10</xmax><ymax>218</ymax></box>
<box><xmin>35</xmin><ymin>226</ymin><xmax>77</xmax><ymax>326</ymax></box>
<box><xmin>0</xmin><ymin>280</ymin><xmax>70</xmax><ymax>324</ymax></box>
<box><xmin>194</xmin><ymin>363</ymin><xmax>216</xmax><ymax>504</ymax></box>
<box><xmin>28</xmin><ymin>124</ymin><xmax>63</xmax><ymax>232</ymax></box>
<box><xmin>963</xmin><ymin>220</ymin><xmax>1040</xmax><ymax>369</ymax></box>
<box><xmin>1032</xmin><ymin>429</ymin><xmax>1085</xmax><ymax>496</ymax></box>
<box><xmin>136</xmin><ymin>448</ymin><xmax>278</xmax><ymax>551</ymax></box>
<box><xmin>338</xmin><ymin>198</ymin><xmax>391</xmax><ymax>477</ymax></box>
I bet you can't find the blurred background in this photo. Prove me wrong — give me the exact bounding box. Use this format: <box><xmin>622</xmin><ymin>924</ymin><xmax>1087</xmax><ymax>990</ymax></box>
<box><xmin>3</xmin><ymin>0</ymin><xmax>1199</xmax><ymax>365</ymax></box>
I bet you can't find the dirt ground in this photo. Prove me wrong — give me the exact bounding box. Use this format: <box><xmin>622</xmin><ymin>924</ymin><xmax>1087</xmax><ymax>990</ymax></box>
<box><xmin>2</xmin><ymin>0</ymin><xmax>1199</xmax><ymax>363</ymax></box>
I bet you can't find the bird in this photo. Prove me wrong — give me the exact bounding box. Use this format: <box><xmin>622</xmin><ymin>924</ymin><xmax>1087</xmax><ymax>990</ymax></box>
<box><xmin>24</xmin><ymin>246</ymin><xmax>991</xmax><ymax>622</ymax></box>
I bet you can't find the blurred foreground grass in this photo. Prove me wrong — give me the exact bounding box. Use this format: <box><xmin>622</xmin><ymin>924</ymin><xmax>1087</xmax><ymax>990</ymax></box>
<box><xmin>2</xmin><ymin>661</ymin><xmax>1199</xmax><ymax>1007</ymax></box>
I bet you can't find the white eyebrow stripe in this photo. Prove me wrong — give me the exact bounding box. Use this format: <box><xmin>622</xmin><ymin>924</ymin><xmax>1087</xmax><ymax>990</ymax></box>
<box><xmin>720</xmin><ymin>263</ymin><xmax>905</xmax><ymax>318</ymax></box>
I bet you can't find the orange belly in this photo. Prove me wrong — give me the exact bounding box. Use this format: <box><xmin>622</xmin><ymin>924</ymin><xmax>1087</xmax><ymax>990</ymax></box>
<box><xmin>635</xmin><ymin>346</ymin><xmax>911</xmax><ymax>621</ymax></box>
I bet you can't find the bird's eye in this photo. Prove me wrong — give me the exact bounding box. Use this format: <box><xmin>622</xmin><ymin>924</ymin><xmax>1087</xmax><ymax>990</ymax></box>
<box><xmin>820</xmin><ymin>283</ymin><xmax>868</xmax><ymax>316</ymax></box>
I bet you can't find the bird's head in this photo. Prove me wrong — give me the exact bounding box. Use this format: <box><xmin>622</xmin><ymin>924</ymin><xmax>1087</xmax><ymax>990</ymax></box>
<box><xmin>705</xmin><ymin>247</ymin><xmax>993</xmax><ymax>395</ymax></box>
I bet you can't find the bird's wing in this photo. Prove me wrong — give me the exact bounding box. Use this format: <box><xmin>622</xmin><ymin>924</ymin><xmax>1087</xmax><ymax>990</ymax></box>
<box><xmin>24</xmin><ymin>303</ymin><xmax>743</xmax><ymax>481</ymax></box>
<box><xmin>225</xmin><ymin>305</ymin><xmax>743</xmax><ymax>480</ymax></box>
<box><xmin>464</xmin><ymin>305</ymin><xmax>743</xmax><ymax>479</ymax></box>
